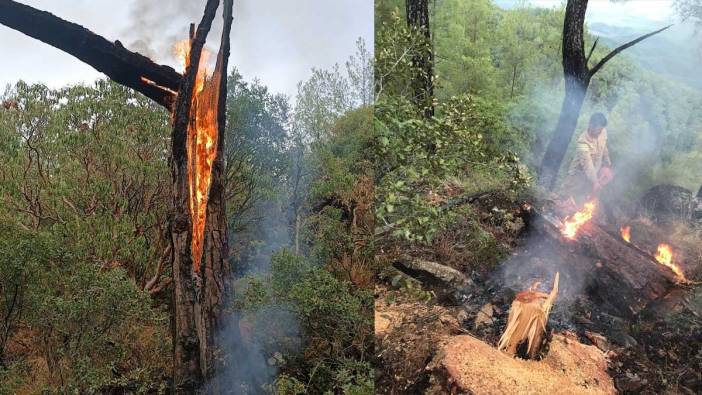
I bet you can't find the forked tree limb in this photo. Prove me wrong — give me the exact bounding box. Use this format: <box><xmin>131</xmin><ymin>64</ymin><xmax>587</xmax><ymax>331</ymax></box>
<box><xmin>0</xmin><ymin>0</ymin><xmax>182</xmax><ymax>109</ymax></box>
<box><xmin>589</xmin><ymin>24</ymin><xmax>673</xmax><ymax>77</ymax></box>
<box><xmin>585</xmin><ymin>37</ymin><xmax>598</xmax><ymax>65</ymax></box>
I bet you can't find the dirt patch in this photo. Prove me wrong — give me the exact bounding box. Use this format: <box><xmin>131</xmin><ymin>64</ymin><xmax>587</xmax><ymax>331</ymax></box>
<box><xmin>375</xmin><ymin>286</ymin><xmax>466</xmax><ymax>394</ymax></box>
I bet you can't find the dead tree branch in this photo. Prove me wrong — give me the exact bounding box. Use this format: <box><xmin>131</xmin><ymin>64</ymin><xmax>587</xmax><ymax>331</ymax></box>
<box><xmin>0</xmin><ymin>0</ymin><xmax>181</xmax><ymax>109</ymax></box>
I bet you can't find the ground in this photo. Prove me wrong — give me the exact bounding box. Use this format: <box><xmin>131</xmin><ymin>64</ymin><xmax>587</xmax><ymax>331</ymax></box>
<box><xmin>374</xmin><ymin>189</ymin><xmax>702</xmax><ymax>394</ymax></box>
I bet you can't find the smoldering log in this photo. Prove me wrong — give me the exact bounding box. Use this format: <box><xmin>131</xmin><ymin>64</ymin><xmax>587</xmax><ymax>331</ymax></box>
<box><xmin>531</xmin><ymin>209</ymin><xmax>678</xmax><ymax>316</ymax></box>
<box><xmin>0</xmin><ymin>0</ymin><xmax>181</xmax><ymax>109</ymax></box>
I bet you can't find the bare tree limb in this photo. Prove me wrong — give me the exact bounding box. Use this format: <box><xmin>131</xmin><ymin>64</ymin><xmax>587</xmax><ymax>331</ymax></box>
<box><xmin>0</xmin><ymin>0</ymin><xmax>182</xmax><ymax>109</ymax></box>
<box><xmin>585</xmin><ymin>37</ymin><xmax>598</xmax><ymax>65</ymax></box>
<box><xmin>589</xmin><ymin>24</ymin><xmax>672</xmax><ymax>77</ymax></box>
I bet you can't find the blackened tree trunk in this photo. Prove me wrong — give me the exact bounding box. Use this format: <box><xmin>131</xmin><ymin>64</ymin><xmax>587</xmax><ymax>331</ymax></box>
<box><xmin>406</xmin><ymin>0</ymin><xmax>434</xmax><ymax>117</ymax></box>
<box><xmin>0</xmin><ymin>0</ymin><xmax>234</xmax><ymax>392</ymax></box>
<box><xmin>168</xmin><ymin>0</ymin><xmax>234</xmax><ymax>391</ymax></box>
<box><xmin>538</xmin><ymin>0</ymin><xmax>671</xmax><ymax>190</ymax></box>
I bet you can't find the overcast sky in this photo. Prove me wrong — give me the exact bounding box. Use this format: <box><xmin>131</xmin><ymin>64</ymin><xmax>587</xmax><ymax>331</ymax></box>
<box><xmin>0</xmin><ymin>0</ymin><xmax>373</xmax><ymax>98</ymax></box>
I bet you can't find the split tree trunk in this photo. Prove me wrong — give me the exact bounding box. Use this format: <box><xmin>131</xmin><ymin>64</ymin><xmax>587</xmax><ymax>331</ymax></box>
<box><xmin>406</xmin><ymin>0</ymin><xmax>434</xmax><ymax>117</ymax></box>
<box><xmin>169</xmin><ymin>1</ymin><xmax>233</xmax><ymax>391</ymax></box>
<box><xmin>538</xmin><ymin>0</ymin><xmax>671</xmax><ymax>190</ymax></box>
<box><xmin>0</xmin><ymin>0</ymin><xmax>234</xmax><ymax>392</ymax></box>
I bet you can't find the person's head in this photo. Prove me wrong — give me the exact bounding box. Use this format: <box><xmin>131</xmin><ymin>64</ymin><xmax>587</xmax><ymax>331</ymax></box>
<box><xmin>588</xmin><ymin>112</ymin><xmax>607</xmax><ymax>137</ymax></box>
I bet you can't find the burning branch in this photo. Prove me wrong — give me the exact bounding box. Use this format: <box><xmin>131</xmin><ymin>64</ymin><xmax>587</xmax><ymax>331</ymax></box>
<box><xmin>498</xmin><ymin>272</ymin><xmax>559</xmax><ymax>358</ymax></box>
<box><xmin>0</xmin><ymin>0</ymin><xmax>182</xmax><ymax>109</ymax></box>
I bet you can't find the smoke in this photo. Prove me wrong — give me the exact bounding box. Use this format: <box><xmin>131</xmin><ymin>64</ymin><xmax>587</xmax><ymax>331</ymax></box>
<box><xmin>214</xmin><ymin>308</ymin><xmax>300</xmax><ymax>394</ymax></box>
<box><xmin>121</xmin><ymin>0</ymin><xmax>223</xmax><ymax>68</ymax></box>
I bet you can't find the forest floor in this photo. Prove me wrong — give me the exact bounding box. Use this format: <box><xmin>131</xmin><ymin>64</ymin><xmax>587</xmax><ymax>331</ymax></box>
<box><xmin>375</xmin><ymin>188</ymin><xmax>702</xmax><ymax>395</ymax></box>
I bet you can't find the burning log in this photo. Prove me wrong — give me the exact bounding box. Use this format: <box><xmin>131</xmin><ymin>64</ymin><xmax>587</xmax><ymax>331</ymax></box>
<box><xmin>498</xmin><ymin>272</ymin><xmax>559</xmax><ymax>358</ymax></box>
<box><xmin>533</xmin><ymin>207</ymin><xmax>679</xmax><ymax>316</ymax></box>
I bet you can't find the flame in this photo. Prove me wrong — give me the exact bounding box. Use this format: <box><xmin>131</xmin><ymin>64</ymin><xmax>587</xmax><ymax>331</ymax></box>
<box><xmin>175</xmin><ymin>39</ymin><xmax>220</xmax><ymax>273</ymax></box>
<box><xmin>562</xmin><ymin>200</ymin><xmax>596</xmax><ymax>239</ymax></box>
<box><xmin>654</xmin><ymin>243</ymin><xmax>686</xmax><ymax>280</ymax></box>
<box><xmin>620</xmin><ymin>225</ymin><xmax>631</xmax><ymax>243</ymax></box>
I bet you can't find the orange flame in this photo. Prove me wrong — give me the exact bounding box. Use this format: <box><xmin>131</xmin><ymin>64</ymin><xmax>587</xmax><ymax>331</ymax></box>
<box><xmin>175</xmin><ymin>39</ymin><xmax>219</xmax><ymax>273</ymax></box>
<box><xmin>562</xmin><ymin>200</ymin><xmax>596</xmax><ymax>239</ymax></box>
<box><xmin>620</xmin><ymin>225</ymin><xmax>631</xmax><ymax>243</ymax></box>
<box><xmin>654</xmin><ymin>243</ymin><xmax>686</xmax><ymax>280</ymax></box>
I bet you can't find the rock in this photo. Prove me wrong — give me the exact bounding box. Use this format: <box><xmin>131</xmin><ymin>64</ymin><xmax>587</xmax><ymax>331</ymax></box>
<box><xmin>456</xmin><ymin>309</ymin><xmax>469</xmax><ymax>326</ymax></box>
<box><xmin>473</xmin><ymin>303</ymin><xmax>495</xmax><ymax>329</ymax></box>
<box><xmin>434</xmin><ymin>334</ymin><xmax>616</xmax><ymax>394</ymax></box>
<box><xmin>615</xmin><ymin>372</ymin><xmax>644</xmax><ymax>392</ymax></box>
<box><xmin>394</xmin><ymin>257</ymin><xmax>473</xmax><ymax>290</ymax></box>
<box><xmin>608</xmin><ymin>331</ymin><xmax>638</xmax><ymax>349</ymax></box>
<box><xmin>584</xmin><ymin>331</ymin><xmax>611</xmax><ymax>352</ymax></box>
<box><xmin>640</xmin><ymin>184</ymin><xmax>694</xmax><ymax>224</ymax></box>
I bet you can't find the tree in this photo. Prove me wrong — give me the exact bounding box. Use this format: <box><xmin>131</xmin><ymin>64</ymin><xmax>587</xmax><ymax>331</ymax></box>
<box><xmin>538</xmin><ymin>0</ymin><xmax>671</xmax><ymax>190</ymax></box>
<box><xmin>406</xmin><ymin>0</ymin><xmax>434</xmax><ymax>116</ymax></box>
<box><xmin>0</xmin><ymin>0</ymin><xmax>234</xmax><ymax>391</ymax></box>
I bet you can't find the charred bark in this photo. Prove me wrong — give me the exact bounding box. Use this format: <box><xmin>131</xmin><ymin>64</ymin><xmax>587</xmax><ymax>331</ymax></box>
<box><xmin>538</xmin><ymin>0</ymin><xmax>671</xmax><ymax>190</ymax></box>
<box><xmin>170</xmin><ymin>0</ymin><xmax>233</xmax><ymax>392</ymax></box>
<box><xmin>0</xmin><ymin>0</ymin><xmax>181</xmax><ymax>110</ymax></box>
<box><xmin>532</xmin><ymin>210</ymin><xmax>678</xmax><ymax>317</ymax></box>
<box><xmin>0</xmin><ymin>0</ymin><xmax>234</xmax><ymax>392</ymax></box>
<box><xmin>406</xmin><ymin>0</ymin><xmax>434</xmax><ymax>117</ymax></box>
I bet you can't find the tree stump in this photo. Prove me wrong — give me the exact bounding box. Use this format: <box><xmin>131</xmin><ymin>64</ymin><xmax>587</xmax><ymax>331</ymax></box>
<box><xmin>498</xmin><ymin>272</ymin><xmax>559</xmax><ymax>358</ymax></box>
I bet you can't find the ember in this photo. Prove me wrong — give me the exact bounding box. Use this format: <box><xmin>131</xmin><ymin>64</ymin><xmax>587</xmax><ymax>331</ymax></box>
<box><xmin>176</xmin><ymin>38</ymin><xmax>219</xmax><ymax>272</ymax></box>
<box><xmin>654</xmin><ymin>243</ymin><xmax>686</xmax><ymax>280</ymax></box>
<box><xmin>562</xmin><ymin>200</ymin><xmax>596</xmax><ymax>239</ymax></box>
<box><xmin>620</xmin><ymin>225</ymin><xmax>631</xmax><ymax>243</ymax></box>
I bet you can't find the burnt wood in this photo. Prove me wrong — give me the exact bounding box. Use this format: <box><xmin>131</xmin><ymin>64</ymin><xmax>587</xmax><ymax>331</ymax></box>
<box><xmin>0</xmin><ymin>0</ymin><xmax>182</xmax><ymax>109</ymax></box>
<box><xmin>532</xmin><ymin>209</ymin><xmax>678</xmax><ymax>316</ymax></box>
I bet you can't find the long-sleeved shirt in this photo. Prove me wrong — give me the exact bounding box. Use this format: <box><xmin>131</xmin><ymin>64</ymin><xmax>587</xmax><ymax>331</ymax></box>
<box><xmin>559</xmin><ymin>129</ymin><xmax>611</xmax><ymax>201</ymax></box>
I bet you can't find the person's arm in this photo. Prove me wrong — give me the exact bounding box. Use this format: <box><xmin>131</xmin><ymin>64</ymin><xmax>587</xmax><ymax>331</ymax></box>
<box><xmin>576</xmin><ymin>142</ymin><xmax>598</xmax><ymax>184</ymax></box>
<box><xmin>602</xmin><ymin>143</ymin><xmax>611</xmax><ymax>168</ymax></box>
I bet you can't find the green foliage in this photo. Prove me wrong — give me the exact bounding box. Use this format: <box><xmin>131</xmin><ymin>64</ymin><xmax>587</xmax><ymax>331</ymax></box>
<box><xmin>0</xmin><ymin>81</ymin><xmax>171</xmax><ymax>392</ymax></box>
<box><xmin>374</xmin><ymin>92</ymin><xmax>530</xmax><ymax>242</ymax></box>
<box><xmin>236</xmin><ymin>250</ymin><xmax>373</xmax><ymax>395</ymax></box>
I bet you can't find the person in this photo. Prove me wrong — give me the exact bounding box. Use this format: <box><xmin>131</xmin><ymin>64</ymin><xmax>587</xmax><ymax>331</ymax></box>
<box><xmin>559</xmin><ymin>112</ymin><xmax>613</xmax><ymax>204</ymax></box>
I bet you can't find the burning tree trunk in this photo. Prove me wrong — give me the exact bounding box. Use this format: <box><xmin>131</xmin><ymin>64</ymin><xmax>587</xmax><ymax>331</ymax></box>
<box><xmin>533</xmin><ymin>208</ymin><xmax>680</xmax><ymax>317</ymax></box>
<box><xmin>0</xmin><ymin>0</ymin><xmax>234</xmax><ymax>391</ymax></box>
<box><xmin>498</xmin><ymin>272</ymin><xmax>559</xmax><ymax>358</ymax></box>
<box><xmin>538</xmin><ymin>0</ymin><xmax>671</xmax><ymax>190</ymax></box>
<box><xmin>406</xmin><ymin>0</ymin><xmax>434</xmax><ymax>117</ymax></box>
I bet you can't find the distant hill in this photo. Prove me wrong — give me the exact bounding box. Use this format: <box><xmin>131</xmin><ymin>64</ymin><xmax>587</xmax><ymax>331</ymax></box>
<box><xmin>590</xmin><ymin>22</ymin><xmax>701</xmax><ymax>89</ymax></box>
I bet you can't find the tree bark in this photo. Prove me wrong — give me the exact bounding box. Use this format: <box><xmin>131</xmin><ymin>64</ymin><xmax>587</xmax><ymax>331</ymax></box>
<box><xmin>169</xmin><ymin>0</ymin><xmax>233</xmax><ymax>392</ymax></box>
<box><xmin>0</xmin><ymin>0</ymin><xmax>234</xmax><ymax>392</ymax></box>
<box><xmin>532</xmin><ymin>209</ymin><xmax>678</xmax><ymax>317</ymax></box>
<box><xmin>406</xmin><ymin>0</ymin><xmax>434</xmax><ymax>117</ymax></box>
<box><xmin>538</xmin><ymin>0</ymin><xmax>671</xmax><ymax>190</ymax></box>
<box><xmin>0</xmin><ymin>0</ymin><xmax>181</xmax><ymax>110</ymax></box>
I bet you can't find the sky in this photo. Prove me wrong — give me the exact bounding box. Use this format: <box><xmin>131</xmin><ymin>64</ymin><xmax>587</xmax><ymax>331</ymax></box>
<box><xmin>0</xmin><ymin>0</ymin><xmax>374</xmax><ymax>98</ymax></box>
